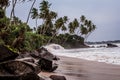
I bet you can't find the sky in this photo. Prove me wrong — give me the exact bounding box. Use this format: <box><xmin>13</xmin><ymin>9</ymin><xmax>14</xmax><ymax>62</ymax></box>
<box><xmin>6</xmin><ymin>0</ymin><xmax>120</xmax><ymax>42</ymax></box>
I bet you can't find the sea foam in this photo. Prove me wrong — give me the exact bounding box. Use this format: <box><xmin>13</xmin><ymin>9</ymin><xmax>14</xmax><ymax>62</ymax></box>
<box><xmin>45</xmin><ymin>43</ymin><xmax>120</xmax><ymax>65</ymax></box>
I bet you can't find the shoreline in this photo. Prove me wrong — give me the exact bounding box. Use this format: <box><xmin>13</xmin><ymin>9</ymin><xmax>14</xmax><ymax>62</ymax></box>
<box><xmin>39</xmin><ymin>56</ymin><xmax>120</xmax><ymax>80</ymax></box>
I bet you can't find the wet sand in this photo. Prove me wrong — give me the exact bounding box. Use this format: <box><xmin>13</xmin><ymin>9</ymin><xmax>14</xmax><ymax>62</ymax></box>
<box><xmin>39</xmin><ymin>56</ymin><xmax>120</xmax><ymax>80</ymax></box>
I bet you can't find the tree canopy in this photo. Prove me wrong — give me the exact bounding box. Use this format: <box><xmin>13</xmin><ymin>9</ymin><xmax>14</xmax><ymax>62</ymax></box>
<box><xmin>0</xmin><ymin>0</ymin><xmax>96</xmax><ymax>52</ymax></box>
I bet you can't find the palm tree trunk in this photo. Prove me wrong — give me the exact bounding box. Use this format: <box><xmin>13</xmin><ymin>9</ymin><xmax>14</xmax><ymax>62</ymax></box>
<box><xmin>47</xmin><ymin>30</ymin><xmax>58</xmax><ymax>44</ymax></box>
<box><xmin>35</xmin><ymin>17</ymin><xmax>38</xmax><ymax>29</ymax></box>
<box><xmin>62</xmin><ymin>35</ymin><xmax>69</xmax><ymax>45</ymax></box>
<box><xmin>10</xmin><ymin>0</ymin><xmax>17</xmax><ymax>20</ymax></box>
<box><xmin>26</xmin><ymin>0</ymin><xmax>36</xmax><ymax>24</ymax></box>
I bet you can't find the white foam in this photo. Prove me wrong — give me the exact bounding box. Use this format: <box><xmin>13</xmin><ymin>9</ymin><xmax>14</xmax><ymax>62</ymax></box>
<box><xmin>44</xmin><ymin>44</ymin><xmax>64</xmax><ymax>54</ymax></box>
<box><xmin>44</xmin><ymin>43</ymin><xmax>120</xmax><ymax>65</ymax></box>
<box><xmin>57</xmin><ymin>48</ymin><xmax>120</xmax><ymax>65</ymax></box>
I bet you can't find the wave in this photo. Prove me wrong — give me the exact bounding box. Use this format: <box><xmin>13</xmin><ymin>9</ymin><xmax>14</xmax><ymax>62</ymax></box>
<box><xmin>44</xmin><ymin>43</ymin><xmax>120</xmax><ymax>65</ymax></box>
<box><xmin>43</xmin><ymin>44</ymin><xmax>64</xmax><ymax>54</ymax></box>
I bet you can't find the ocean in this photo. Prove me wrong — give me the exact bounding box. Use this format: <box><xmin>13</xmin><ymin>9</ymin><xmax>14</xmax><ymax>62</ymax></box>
<box><xmin>45</xmin><ymin>43</ymin><xmax>120</xmax><ymax>65</ymax></box>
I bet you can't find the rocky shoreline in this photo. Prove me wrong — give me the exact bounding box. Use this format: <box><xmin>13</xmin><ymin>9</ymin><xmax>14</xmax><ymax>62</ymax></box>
<box><xmin>0</xmin><ymin>45</ymin><xmax>66</xmax><ymax>80</ymax></box>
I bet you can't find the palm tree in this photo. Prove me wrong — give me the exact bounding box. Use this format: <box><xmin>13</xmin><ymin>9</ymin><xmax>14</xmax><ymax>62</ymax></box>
<box><xmin>80</xmin><ymin>24</ymin><xmax>88</xmax><ymax>36</ymax></box>
<box><xmin>39</xmin><ymin>0</ymin><xmax>57</xmax><ymax>35</ymax></box>
<box><xmin>80</xmin><ymin>15</ymin><xmax>86</xmax><ymax>22</ymax></box>
<box><xmin>72</xmin><ymin>18</ymin><xmax>79</xmax><ymax>34</ymax></box>
<box><xmin>44</xmin><ymin>11</ymin><xmax>57</xmax><ymax>34</ymax></box>
<box><xmin>31</xmin><ymin>8</ymin><xmax>39</xmax><ymax>29</ymax></box>
<box><xmin>80</xmin><ymin>16</ymin><xmax>96</xmax><ymax>41</ymax></box>
<box><xmin>68</xmin><ymin>18</ymin><xmax>79</xmax><ymax>35</ymax></box>
<box><xmin>10</xmin><ymin>0</ymin><xmax>17</xmax><ymax>21</ymax></box>
<box><xmin>85</xmin><ymin>24</ymin><xmax>96</xmax><ymax>41</ymax></box>
<box><xmin>68</xmin><ymin>22</ymin><xmax>74</xmax><ymax>34</ymax></box>
<box><xmin>26</xmin><ymin>0</ymin><xmax>36</xmax><ymax>24</ymax></box>
<box><xmin>39</xmin><ymin>0</ymin><xmax>51</xmax><ymax>20</ymax></box>
<box><xmin>47</xmin><ymin>16</ymin><xmax>68</xmax><ymax>44</ymax></box>
<box><xmin>10</xmin><ymin>0</ymin><xmax>17</xmax><ymax>24</ymax></box>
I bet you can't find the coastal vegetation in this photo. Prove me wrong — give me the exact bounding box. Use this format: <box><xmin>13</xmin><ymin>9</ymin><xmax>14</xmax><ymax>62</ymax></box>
<box><xmin>0</xmin><ymin>0</ymin><xmax>96</xmax><ymax>52</ymax></box>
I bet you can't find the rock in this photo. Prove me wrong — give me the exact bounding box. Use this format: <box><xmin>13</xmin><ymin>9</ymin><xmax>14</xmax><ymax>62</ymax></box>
<box><xmin>36</xmin><ymin>47</ymin><xmax>59</xmax><ymax>72</ymax></box>
<box><xmin>39</xmin><ymin>75</ymin><xmax>52</xmax><ymax>80</ymax></box>
<box><xmin>107</xmin><ymin>43</ymin><xmax>118</xmax><ymax>47</ymax></box>
<box><xmin>30</xmin><ymin>50</ymin><xmax>41</xmax><ymax>59</ymax></box>
<box><xmin>16</xmin><ymin>57</ymin><xmax>35</xmax><ymax>63</ymax></box>
<box><xmin>17</xmin><ymin>47</ymin><xmax>59</xmax><ymax>72</ymax></box>
<box><xmin>38</xmin><ymin>58</ymin><xmax>58</xmax><ymax>72</ymax></box>
<box><xmin>20</xmin><ymin>72</ymin><xmax>41</xmax><ymax>80</ymax></box>
<box><xmin>49</xmin><ymin>75</ymin><xmax>66</xmax><ymax>80</ymax></box>
<box><xmin>0</xmin><ymin>72</ymin><xmax>42</xmax><ymax>80</ymax></box>
<box><xmin>53</xmin><ymin>56</ymin><xmax>60</xmax><ymax>60</ymax></box>
<box><xmin>17</xmin><ymin>51</ymin><xmax>31</xmax><ymax>59</ymax></box>
<box><xmin>38</xmin><ymin>47</ymin><xmax>60</xmax><ymax>61</ymax></box>
<box><xmin>16</xmin><ymin>59</ymin><xmax>41</xmax><ymax>74</ymax></box>
<box><xmin>0</xmin><ymin>60</ymin><xmax>41</xmax><ymax>80</ymax></box>
<box><xmin>38</xmin><ymin>47</ymin><xmax>55</xmax><ymax>60</ymax></box>
<box><xmin>0</xmin><ymin>45</ymin><xmax>19</xmax><ymax>62</ymax></box>
<box><xmin>0</xmin><ymin>60</ymin><xmax>35</xmax><ymax>75</ymax></box>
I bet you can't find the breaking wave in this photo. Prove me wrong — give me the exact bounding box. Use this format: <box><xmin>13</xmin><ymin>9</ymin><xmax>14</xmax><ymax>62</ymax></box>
<box><xmin>44</xmin><ymin>43</ymin><xmax>120</xmax><ymax>65</ymax></box>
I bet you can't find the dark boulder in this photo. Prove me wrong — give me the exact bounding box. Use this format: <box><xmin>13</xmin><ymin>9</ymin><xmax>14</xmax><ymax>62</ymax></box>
<box><xmin>36</xmin><ymin>47</ymin><xmax>59</xmax><ymax>72</ymax></box>
<box><xmin>0</xmin><ymin>72</ymin><xmax>45</xmax><ymax>80</ymax></box>
<box><xmin>17</xmin><ymin>51</ymin><xmax>31</xmax><ymax>59</ymax></box>
<box><xmin>17</xmin><ymin>47</ymin><xmax>59</xmax><ymax>72</ymax></box>
<box><xmin>49</xmin><ymin>75</ymin><xmax>66</xmax><ymax>80</ymax></box>
<box><xmin>30</xmin><ymin>50</ymin><xmax>41</xmax><ymax>59</ymax></box>
<box><xmin>20</xmin><ymin>72</ymin><xmax>42</xmax><ymax>80</ymax></box>
<box><xmin>16</xmin><ymin>57</ymin><xmax>35</xmax><ymax>64</ymax></box>
<box><xmin>38</xmin><ymin>58</ymin><xmax>58</xmax><ymax>72</ymax></box>
<box><xmin>36</xmin><ymin>47</ymin><xmax>59</xmax><ymax>60</ymax></box>
<box><xmin>107</xmin><ymin>43</ymin><xmax>118</xmax><ymax>47</ymax></box>
<box><xmin>53</xmin><ymin>56</ymin><xmax>60</xmax><ymax>60</ymax></box>
<box><xmin>37</xmin><ymin>47</ymin><xmax>55</xmax><ymax>60</ymax></box>
<box><xmin>0</xmin><ymin>60</ymin><xmax>41</xmax><ymax>80</ymax></box>
<box><xmin>0</xmin><ymin>72</ymin><xmax>41</xmax><ymax>80</ymax></box>
<box><xmin>0</xmin><ymin>60</ymin><xmax>35</xmax><ymax>75</ymax></box>
<box><xmin>0</xmin><ymin>45</ymin><xmax>19</xmax><ymax>62</ymax></box>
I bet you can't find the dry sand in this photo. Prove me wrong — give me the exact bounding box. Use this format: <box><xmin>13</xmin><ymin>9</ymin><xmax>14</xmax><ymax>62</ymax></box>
<box><xmin>39</xmin><ymin>56</ymin><xmax>120</xmax><ymax>80</ymax></box>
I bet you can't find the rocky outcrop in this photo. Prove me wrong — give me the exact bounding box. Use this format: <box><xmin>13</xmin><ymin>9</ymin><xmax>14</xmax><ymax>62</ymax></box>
<box><xmin>0</xmin><ymin>45</ymin><xmax>66</xmax><ymax>80</ymax></box>
<box><xmin>107</xmin><ymin>43</ymin><xmax>118</xmax><ymax>47</ymax></box>
<box><xmin>0</xmin><ymin>60</ymin><xmax>41</xmax><ymax>80</ymax></box>
<box><xmin>0</xmin><ymin>45</ymin><xmax>19</xmax><ymax>62</ymax></box>
<box><xmin>17</xmin><ymin>47</ymin><xmax>59</xmax><ymax>72</ymax></box>
<box><xmin>0</xmin><ymin>72</ymin><xmax>42</xmax><ymax>80</ymax></box>
<box><xmin>49</xmin><ymin>75</ymin><xmax>66</xmax><ymax>80</ymax></box>
<box><xmin>37</xmin><ymin>47</ymin><xmax>59</xmax><ymax>72</ymax></box>
<box><xmin>38</xmin><ymin>58</ymin><xmax>58</xmax><ymax>72</ymax></box>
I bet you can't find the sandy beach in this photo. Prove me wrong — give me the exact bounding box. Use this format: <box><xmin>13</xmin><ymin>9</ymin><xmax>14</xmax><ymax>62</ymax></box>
<box><xmin>39</xmin><ymin>56</ymin><xmax>120</xmax><ymax>80</ymax></box>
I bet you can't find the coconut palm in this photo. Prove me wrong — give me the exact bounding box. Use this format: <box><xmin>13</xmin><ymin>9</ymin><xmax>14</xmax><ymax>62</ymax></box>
<box><xmin>26</xmin><ymin>0</ymin><xmax>36</xmax><ymax>24</ymax></box>
<box><xmin>69</xmin><ymin>22</ymin><xmax>74</xmax><ymax>34</ymax></box>
<box><xmin>47</xmin><ymin>17</ymin><xmax>63</xmax><ymax>43</ymax></box>
<box><xmin>61</xmin><ymin>16</ymin><xmax>68</xmax><ymax>31</ymax></box>
<box><xmin>80</xmin><ymin>24</ymin><xmax>88</xmax><ymax>35</ymax></box>
<box><xmin>47</xmin><ymin>16</ymin><xmax>68</xmax><ymax>44</ymax></box>
<box><xmin>80</xmin><ymin>17</ymin><xmax>96</xmax><ymax>41</ymax></box>
<box><xmin>10</xmin><ymin>0</ymin><xmax>17</xmax><ymax>21</ymax></box>
<box><xmin>39</xmin><ymin>0</ymin><xmax>57</xmax><ymax>35</ymax></box>
<box><xmin>31</xmin><ymin>8</ymin><xmax>39</xmax><ymax>29</ymax></box>
<box><xmin>85</xmin><ymin>24</ymin><xmax>96</xmax><ymax>40</ymax></box>
<box><xmin>80</xmin><ymin>15</ymin><xmax>86</xmax><ymax>22</ymax></box>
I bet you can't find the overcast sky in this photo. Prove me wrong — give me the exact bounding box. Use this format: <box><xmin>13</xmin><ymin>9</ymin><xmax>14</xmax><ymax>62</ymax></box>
<box><xmin>6</xmin><ymin>0</ymin><xmax>120</xmax><ymax>42</ymax></box>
